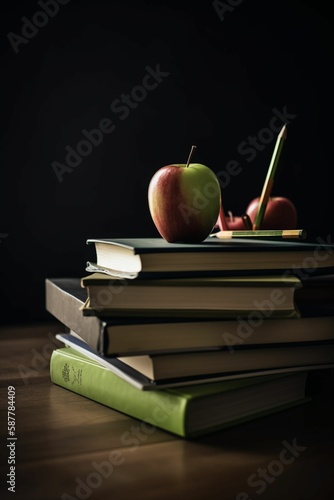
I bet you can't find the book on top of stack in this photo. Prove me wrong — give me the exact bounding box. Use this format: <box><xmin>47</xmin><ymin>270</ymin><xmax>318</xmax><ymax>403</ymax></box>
<box><xmin>47</xmin><ymin>235</ymin><xmax>334</xmax><ymax>437</ymax></box>
<box><xmin>84</xmin><ymin>236</ymin><xmax>334</xmax><ymax>278</ymax></box>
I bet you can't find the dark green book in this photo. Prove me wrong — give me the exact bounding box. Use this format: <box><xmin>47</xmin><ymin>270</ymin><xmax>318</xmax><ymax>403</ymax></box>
<box><xmin>80</xmin><ymin>272</ymin><xmax>302</xmax><ymax>319</ymax></box>
<box><xmin>86</xmin><ymin>236</ymin><xmax>334</xmax><ymax>278</ymax></box>
<box><xmin>50</xmin><ymin>347</ymin><xmax>310</xmax><ymax>438</ymax></box>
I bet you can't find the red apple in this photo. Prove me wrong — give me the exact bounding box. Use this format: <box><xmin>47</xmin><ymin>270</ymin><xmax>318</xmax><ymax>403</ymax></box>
<box><xmin>246</xmin><ymin>196</ymin><xmax>298</xmax><ymax>229</ymax></box>
<box><xmin>215</xmin><ymin>206</ymin><xmax>251</xmax><ymax>231</ymax></box>
<box><xmin>148</xmin><ymin>159</ymin><xmax>221</xmax><ymax>243</ymax></box>
<box><xmin>225</xmin><ymin>212</ymin><xmax>246</xmax><ymax>230</ymax></box>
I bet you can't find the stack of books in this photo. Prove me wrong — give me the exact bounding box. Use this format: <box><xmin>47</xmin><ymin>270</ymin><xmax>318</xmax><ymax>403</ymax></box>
<box><xmin>47</xmin><ymin>236</ymin><xmax>334</xmax><ymax>438</ymax></box>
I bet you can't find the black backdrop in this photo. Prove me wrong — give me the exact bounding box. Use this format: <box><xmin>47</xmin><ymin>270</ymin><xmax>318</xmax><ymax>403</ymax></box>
<box><xmin>1</xmin><ymin>0</ymin><xmax>333</xmax><ymax>324</ymax></box>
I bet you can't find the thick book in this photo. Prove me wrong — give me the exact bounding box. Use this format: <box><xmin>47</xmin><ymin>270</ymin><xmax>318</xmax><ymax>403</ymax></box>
<box><xmin>45</xmin><ymin>277</ymin><xmax>334</xmax><ymax>356</ymax></box>
<box><xmin>55</xmin><ymin>333</ymin><xmax>334</xmax><ymax>390</ymax></box>
<box><xmin>80</xmin><ymin>272</ymin><xmax>302</xmax><ymax>319</ymax></box>
<box><xmin>116</xmin><ymin>342</ymin><xmax>334</xmax><ymax>381</ymax></box>
<box><xmin>50</xmin><ymin>346</ymin><xmax>310</xmax><ymax>438</ymax></box>
<box><xmin>86</xmin><ymin>237</ymin><xmax>334</xmax><ymax>277</ymax></box>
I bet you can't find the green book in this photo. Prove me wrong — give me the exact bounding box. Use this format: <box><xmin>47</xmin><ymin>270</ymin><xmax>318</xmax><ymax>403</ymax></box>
<box><xmin>80</xmin><ymin>272</ymin><xmax>302</xmax><ymax>319</ymax></box>
<box><xmin>86</xmin><ymin>236</ymin><xmax>334</xmax><ymax>278</ymax></box>
<box><xmin>50</xmin><ymin>347</ymin><xmax>310</xmax><ymax>438</ymax></box>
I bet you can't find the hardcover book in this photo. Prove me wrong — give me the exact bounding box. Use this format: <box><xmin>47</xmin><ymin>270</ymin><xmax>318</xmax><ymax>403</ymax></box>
<box><xmin>80</xmin><ymin>272</ymin><xmax>302</xmax><ymax>318</ymax></box>
<box><xmin>86</xmin><ymin>237</ymin><xmax>334</xmax><ymax>277</ymax></box>
<box><xmin>55</xmin><ymin>333</ymin><xmax>334</xmax><ymax>390</ymax></box>
<box><xmin>45</xmin><ymin>277</ymin><xmax>334</xmax><ymax>356</ymax></box>
<box><xmin>50</xmin><ymin>346</ymin><xmax>310</xmax><ymax>438</ymax></box>
<box><xmin>116</xmin><ymin>342</ymin><xmax>334</xmax><ymax>381</ymax></box>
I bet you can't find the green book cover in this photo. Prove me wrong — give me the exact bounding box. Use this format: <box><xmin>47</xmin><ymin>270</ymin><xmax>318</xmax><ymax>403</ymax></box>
<box><xmin>50</xmin><ymin>347</ymin><xmax>310</xmax><ymax>438</ymax></box>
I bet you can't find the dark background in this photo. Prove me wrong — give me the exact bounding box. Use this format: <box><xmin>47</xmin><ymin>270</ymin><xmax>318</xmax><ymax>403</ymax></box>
<box><xmin>1</xmin><ymin>0</ymin><xmax>333</xmax><ymax>324</ymax></box>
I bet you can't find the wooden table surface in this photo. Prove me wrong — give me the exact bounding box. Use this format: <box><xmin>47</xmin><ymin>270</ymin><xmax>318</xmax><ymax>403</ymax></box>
<box><xmin>1</xmin><ymin>322</ymin><xmax>334</xmax><ymax>500</ymax></box>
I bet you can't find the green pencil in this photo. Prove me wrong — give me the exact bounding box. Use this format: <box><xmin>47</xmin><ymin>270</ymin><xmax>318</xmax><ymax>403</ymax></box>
<box><xmin>212</xmin><ymin>229</ymin><xmax>306</xmax><ymax>240</ymax></box>
<box><xmin>253</xmin><ymin>124</ymin><xmax>287</xmax><ymax>230</ymax></box>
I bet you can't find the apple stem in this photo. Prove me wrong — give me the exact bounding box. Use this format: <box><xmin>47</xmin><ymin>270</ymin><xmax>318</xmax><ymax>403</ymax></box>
<box><xmin>228</xmin><ymin>210</ymin><xmax>234</xmax><ymax>222</ymax></box>
<box><xmin>186</xmin><ymin>145</ymin><xmax>197</xmax><ymax>168</ymax></box>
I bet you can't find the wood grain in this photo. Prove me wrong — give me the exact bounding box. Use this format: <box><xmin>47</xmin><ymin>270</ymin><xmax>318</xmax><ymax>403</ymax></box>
<box><xmin>1</xmin><ymin>323</ymin><xmax>334</xmax><ymax>499</ymax></box>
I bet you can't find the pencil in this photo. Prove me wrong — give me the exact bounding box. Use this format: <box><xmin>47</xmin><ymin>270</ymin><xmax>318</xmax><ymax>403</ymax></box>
<box><xmin>253</xmin><ymin>124</ymin><xmax>287</xmax><ymax>230</ymax></box>
<box><xmin>211</xmin><ymin>229</ymin><xmax>306</xmax><ymax>240</ymax></box>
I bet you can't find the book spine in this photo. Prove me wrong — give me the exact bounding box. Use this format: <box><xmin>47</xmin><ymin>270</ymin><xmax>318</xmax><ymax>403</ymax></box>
<box><xmin>45</xmin><ymin>280</ymin><xmax>102</xmax><ymax>352</ymax></box>
<box><xmin>50</xmin><ymin>348</ymin><xmax>188</xmax><ymax>437</ymax></box>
